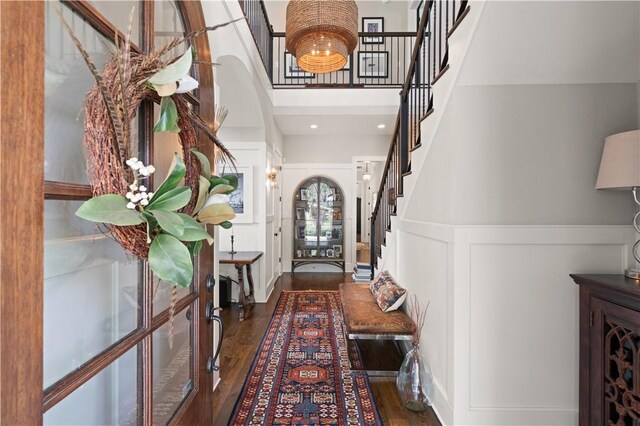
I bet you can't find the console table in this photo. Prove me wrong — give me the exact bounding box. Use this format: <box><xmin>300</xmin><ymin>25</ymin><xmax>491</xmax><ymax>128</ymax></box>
<box><xmin>570</xmin><ymin>274</ymin><xmax>640</xmax><ymax>425</ymax></box>
<box><xmin>219</xmin><ymin>251</ymin><xmax>263</xmax><ymax>322</ymax></box>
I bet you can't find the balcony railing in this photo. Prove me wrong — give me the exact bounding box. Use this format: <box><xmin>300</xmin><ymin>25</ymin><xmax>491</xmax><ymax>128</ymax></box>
<box><xmin>238</xmin><ymin>0</ymin><xmax>417</xmax><ymax>88</ymax></box>
<box><xmin>271</xmin><ymin>32</ymin><xmax>415</xmax><ymax>88</ymax></box>
<box><xmin>370</xmin><ymin>0</ymin><xmax>469</xmax><ymax>274</ymax></box>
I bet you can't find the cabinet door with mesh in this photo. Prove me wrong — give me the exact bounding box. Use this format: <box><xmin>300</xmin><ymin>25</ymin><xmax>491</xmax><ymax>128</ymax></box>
<box><xmin>590</xmin><ymin>297</ymin><xmax>640</xmax><ymax>426</ymax></box>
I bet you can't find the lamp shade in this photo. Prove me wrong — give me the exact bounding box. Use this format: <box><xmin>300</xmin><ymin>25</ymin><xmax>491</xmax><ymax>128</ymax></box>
<box><xmin>285</xmin><ymin>0</ymin><xmax>358</xmax><ymax>74</ymax></box>
<box><xmin>596</xmin><ymin>130</ymin><xmax>640</xmax><ymax>190</ymax></box>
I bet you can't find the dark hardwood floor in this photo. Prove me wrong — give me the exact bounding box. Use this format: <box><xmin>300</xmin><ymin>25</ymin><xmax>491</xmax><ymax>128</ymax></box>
<box><xmin>212</xmin><ymin>272</ymin><xmax>441</xmax><ymax>426</ymax></box>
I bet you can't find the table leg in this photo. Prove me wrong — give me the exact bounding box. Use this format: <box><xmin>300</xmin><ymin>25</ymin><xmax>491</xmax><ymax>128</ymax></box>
<box><xmin>235</xmin><ymin>264</ymin><xmax>245</xmax><ymax>322</ymax></box>
<box><xmin>246</xmin><ymin>264</ymin><xmax>256</xmax><ymax>306</ymax></box>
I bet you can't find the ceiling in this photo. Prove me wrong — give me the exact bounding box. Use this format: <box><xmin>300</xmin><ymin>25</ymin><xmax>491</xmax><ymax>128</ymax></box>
<box><xmin>274</xmin><ymin>113</ymin><xmax>395</xmax><ymax>136</ymax></box>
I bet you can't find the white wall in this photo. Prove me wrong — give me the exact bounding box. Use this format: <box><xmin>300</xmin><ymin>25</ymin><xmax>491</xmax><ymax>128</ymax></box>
<box><xmin>284</xmin><ymin>135</ymin><xmax>389</xmax><ymax>163</ymax></box>
<box><xmin>378</xmin><ymin>1</ymin><xmax>640</xmax><ymax>425</ymax></box>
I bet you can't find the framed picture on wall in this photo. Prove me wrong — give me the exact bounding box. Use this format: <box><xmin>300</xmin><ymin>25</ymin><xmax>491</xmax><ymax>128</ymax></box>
<box><xmin>358</xmin><ymin>51</ymin><xmax>389</xmax><ymax>78</ymax></box>
<box><xmin>300</xmin><ymin>188</ymin><xmax>308</xmax><ymax>201</ymax></box>
<box><xmin>296</xmin><ymin>207</ymin><xmax>306</xmax><ymax>220</ymax></box>
<box><xmin>362</xmin><ymin>17</ymin><xmax>384</xmax><ymax>44</ymax></box>
<box><xmin>333</xmin><ymin>245</ymin><xmax>343</xmax><ymax>258</ymax></box>
<box><xmin>284</xmin><ymin>52</ymin><xmax>314</xmax><ymax>78</ymax></box>
<box><xmin>227</xmin><ymin>165</ymin><xmax>254</xmax><ymax>223</ymax></box>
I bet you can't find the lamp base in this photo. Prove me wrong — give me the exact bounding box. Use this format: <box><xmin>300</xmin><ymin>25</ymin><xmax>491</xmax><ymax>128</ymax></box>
<box><xmin>625</xmin><ymin>269</ymin><xmax>640</xmax><ymax>280</ymax></box>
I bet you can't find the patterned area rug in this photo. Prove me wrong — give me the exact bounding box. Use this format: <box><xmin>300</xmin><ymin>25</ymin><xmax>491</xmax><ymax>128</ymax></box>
<box><xmin>229</xmin><ymin>291</ymin><xmax>381</xmax><ymax>425</ymax></box>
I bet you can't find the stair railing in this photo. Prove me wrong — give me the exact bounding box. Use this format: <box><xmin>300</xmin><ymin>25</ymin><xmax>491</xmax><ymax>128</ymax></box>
<box><xmin>238</xmin><ymin>0</ymin><xmax>274</xmax><ymax>80</ymax></box>
<box><xmin>370</xmin><ymin>0</ymin><xmax>469</xmax><ymax>276</ymax></box>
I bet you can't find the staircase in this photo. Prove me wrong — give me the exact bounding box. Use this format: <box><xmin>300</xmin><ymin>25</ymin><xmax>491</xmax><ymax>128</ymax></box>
<box><xmin>370</xmin><ymin>0</ymin><xmax>471</xmax><ymax>276</ymax></box>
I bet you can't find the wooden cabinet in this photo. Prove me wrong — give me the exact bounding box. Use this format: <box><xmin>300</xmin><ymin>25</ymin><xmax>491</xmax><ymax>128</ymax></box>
<box><xmin>292</xmin><ymin>176</ymin><xmax>345</xmax><ymax>273</ymax></box>
<box><xmin>571</xmin><ymin>274</ymin><xmax>640</xmax><ymax>426</ymax></box>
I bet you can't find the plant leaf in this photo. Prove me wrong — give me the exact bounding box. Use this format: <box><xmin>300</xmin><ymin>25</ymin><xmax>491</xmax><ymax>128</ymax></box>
<box><xmin>150</xmin><ymin>153</ymin><xmax>186</xmax><ymax>202</ymax></box>
<box><xmin>209</xmin><ymin>176</ymin><xmax>230</xmax><ymax>188</ymax></box>
<box><xmin>196</xmin><ymin>203</ymin><xmax>236</xmax><ymax>225</ymax></box>
<box><xmin>141</xmin><ymin>211</ymin><xmax>158</xmax><ymax>229</ymax></box>
<box><xmin>219</xmin><ymin>221</ymin><xmax>233</xmax><ymax>229</ymax></box>
<box><xmin>154</xmin><ymin>97</ymin><xmax>180</xmax><ymax>133</ymax></box>
<box><xmin>147</xmin><ymin>186</ymin><xmax>191</xmax><ymax>211</ymax></box>
<box><xmin>209</xmin><ymin>183</ymin><xmax>235</xmax><ymax>196</ymax></box>
<box><xmin>194</xmin><ymin>176</ymin><xmax>210</xmax><ymax>213</ymax></box>
<box><xmin>190</xmin><ymin>148</ymin><xmax>211</xmax><ymax>178</ymax></box>
<box><xmin>153</xmin><ymin>82</ymin><xmax>177</xmax><ymax>97</ymax></box>
<box><xmin>76</xmin><ymin>194</ymin><xmax>143</xmax><ymax>226</ymax></box>
<box><xmin>148</xmin><ymin>48</ymin><xmax>193</xmax><ymax>85</ymax></box>
<box><xmin>221</xmin><ymin>174</ymin><xmax>239</xmax><ymax>190</ymax></box>
<box><xmin>177</xmin><ymin>213</ymin><xmax>213</xmax><ymax>243</ymax></box>
<box><xmin>148</xmin><ymin>233</ymin><xmax>193</xmax><ymax>287</ymax></box>
<box><xmin>150</xmin><ymin>210</ymin><xmax>185</xmax><ymax>237</ymax></box>
<box><xmin>187</xmin><ymin>240</ymin><xmax>204</xmax><ymax>257</ymax></box>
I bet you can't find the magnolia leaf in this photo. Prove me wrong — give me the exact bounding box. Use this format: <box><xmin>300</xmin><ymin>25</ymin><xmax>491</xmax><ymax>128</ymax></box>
<box><xmin>150</xmin><ymin>210</ymin><xmax>185</xmax><ymax>237</ymax></box>
<box><xmin>219</xmin><ymin>221</ymin><xmax>233</xmax><ymax>229</ymax></box>
<box><xmin>153</xmin><ymin>82</ymin><xmax>177</xmax><ymax>97</ymax></box>
<box><xmin>221</xmin><ymin>174</ymin><xmax>239</xmax><ymax>190</ymax></box>
<box><xmin>177</xmin><ymin>213</ymin><xmax>213</xmax><ymax>243</ymax></box>
<box><xmin>209</xmin><ymin>183</ymin><xmax>235</xmax><ymax>196</ymax></box>
<box><xmin>154</xmin><ymin>97</ymin><xmax>180</xmax><ymax>133</ymax></box>
<box><xmin>197</xmin><ymin>203</ymin><xmax>236</xmax><ymax>225</ymax></box>
<box><xmin>194</xmin><ymin>176</ymin><xmax>211</xmax><ymax>213</ymax></box>
<box><xmin>148</xmin><ymin>48</ymin><xmax>193</xmax><ymax>85</ymax></box>
<box><xmin>187</xmin><ymin>240</ymin><xmax>204</xmax><ymax>257</ymax></box>
<box><xmin>209</xmin><ymin>176</ymin><xmax>230</xmax><ymax>188</ymax></box>
<box><xmin>141</xmin><ymin>211</ymin><xmax>157</xmax><ymax>229</ymax></box>
<box><xmin>150</xmin><ymin>153</ymin><xmax>185</xmax><ymax>202</ymax></box>
<box><xmin>190</xmin><ymin>148</ymin><xmax>211</xmax><ymax>178</ymax></box>
<box><xmin>147</xmin><ymin>186</ymin><xmax>191</xmax><ymax>212</ymax></box>
<box><xmin>76</xmin><ymin>194</ymin><xmax>144</xmax><ymax>226</ymax></box>
<box><xmin>148</xmin><ymin>233</ymin><xmax>193</xmax><ymax>287</ymax></box>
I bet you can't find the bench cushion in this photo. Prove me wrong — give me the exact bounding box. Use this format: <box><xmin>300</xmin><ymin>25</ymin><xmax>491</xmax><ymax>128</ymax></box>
<box><xmin>339</xmin><ymin>283</ymin><xmax>415</xmax><ymax>336</ymax></box>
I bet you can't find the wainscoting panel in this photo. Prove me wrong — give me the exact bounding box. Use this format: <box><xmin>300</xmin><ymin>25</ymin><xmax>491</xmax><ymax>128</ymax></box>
<box><xmin>393</xmin><ymin>220</ymin><xmax>633</xmax><ymax>425</ymax></box>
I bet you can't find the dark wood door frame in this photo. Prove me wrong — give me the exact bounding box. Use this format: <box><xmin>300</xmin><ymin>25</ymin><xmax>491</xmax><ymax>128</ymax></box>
<box><xmin>0</xmin><ymin>1</ymin><xmax>45</xmax><ymax>424</ymax></box>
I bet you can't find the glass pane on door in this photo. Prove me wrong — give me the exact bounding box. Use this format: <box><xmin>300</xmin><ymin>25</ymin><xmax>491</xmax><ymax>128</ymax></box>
<box><xmin>44</xmin><ymin>2</ymin><xmax>113</xmax><ymax>184</ymax></box>
<box><xmin>43</xmin><ymin>346</ymin><xmax>138</xmax><ymax>425</ymax></box>
<box><xmin>43</xmin><ymin>200</ymin><xmax>140</xmax><ymax>388</ymax></box>
<box><xmin>87</xmin><ymin>1</ymin><xmax>141</xmax><ymax>47</ymax></box>
<box><xmin>152</xmin><ymin>305</ymin><xmax>194</xmax><ymax>424</ymax></box>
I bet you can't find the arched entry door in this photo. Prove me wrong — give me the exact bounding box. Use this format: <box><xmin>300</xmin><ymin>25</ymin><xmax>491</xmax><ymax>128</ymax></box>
<box><xmin>1</xmin><ymin>1</ymin><xmax>216</xmax><ymax>424</ymax></box>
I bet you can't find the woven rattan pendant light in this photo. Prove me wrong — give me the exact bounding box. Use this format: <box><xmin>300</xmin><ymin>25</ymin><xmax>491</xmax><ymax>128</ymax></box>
<box><xmin>285</xmin><ymin>0</ymin><xmax>359</xmax><ymax>74</ymax></box>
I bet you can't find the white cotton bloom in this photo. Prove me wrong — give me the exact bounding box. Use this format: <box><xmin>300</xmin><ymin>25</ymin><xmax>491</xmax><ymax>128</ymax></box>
<box><xmin>148</xmin><ymin>192</ymin><xmax>154</xmax><ymax>199</ymax></box>
<box><xmin>140</xmin><ymin>199</ymin><xmax>149</xmax><ymax>206</ymax></box>
<box><xmin>139</xmin><ymin>185</ymin><xmax>147</xmax><ymax>192</ymax></box>
<box><xmin>146</xmin><ymin>165</ymin><xmax>156</xmax><ymax>174</ymax></box>
<box><xmin>126</xmin><ymin>192</ymin><xmax>134</xmax><ymax>200</ymax></box>
<box><xmin>129</xmin><ymin>184</ymin><xmax>138</xmax><ymax>191</ymax></box>
<box><xmin>126</xmin><ymin>157</ymin><xmax>138</xmax><ymax>166</ymax></box>
<box><xmin>126</xmin><ymin>202</ymin><xmax>136</xmax><ymax>210</ymax></box>
<box><xmin>175</xmin><ymin>75</ymin><xmax>200</xmax><ymax>94</ymax></box>
<box><xmin>139</xmin><ymin>168</ymin><xmax>150</xmax><ymax>177</ymax></box>
<box><xmin>130</xmin><ymin>161</ymin><xmax>141</xmax><ymax>171</ymax></box>
<box><xmin>203</xmin><ymin>193</ymin><xmax>230</xmax><ymax>208</ymax></box>
<box><xmin>136</xmin><ymin>161</ymin><xmax>144</xmax><ymax>169</ymax></box>
<box><xmin>132</xmin><ymin>194</ymin><xmax>142</xmax><ymax>203</ymax></box>
<box><xmin>140</xmin><ymin>192</ymin><xmax>148</xmax><ymax>199</ymax></box>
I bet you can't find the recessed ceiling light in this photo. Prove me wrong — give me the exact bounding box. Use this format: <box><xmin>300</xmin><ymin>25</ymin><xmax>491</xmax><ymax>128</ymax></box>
<box><xmin>377</xmin><ymin>124</ymin><xmax>386</xmax><ymax>129</ymax></box>
<box><xmin>310</xmin><ymin>124</ymin><xmax>318</xmax><ymax>129</ymax></box>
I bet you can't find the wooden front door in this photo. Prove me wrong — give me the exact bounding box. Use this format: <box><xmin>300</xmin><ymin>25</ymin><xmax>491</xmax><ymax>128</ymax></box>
<box><xmin>1</xmin><ymin>1</ymin><xmax>216</xmax><ymax>424</ymax></box>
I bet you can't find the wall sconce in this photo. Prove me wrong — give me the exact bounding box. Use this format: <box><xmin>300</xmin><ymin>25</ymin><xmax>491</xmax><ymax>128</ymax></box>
<box><xmin>362</xmin><ymin>162</ymin><xmax>372</xmax><ymax>181</ymax></box>
<box><xmin>267</xmin><ymin>166</ymin><xmax>282</xmax><ymax>187</ymax></box>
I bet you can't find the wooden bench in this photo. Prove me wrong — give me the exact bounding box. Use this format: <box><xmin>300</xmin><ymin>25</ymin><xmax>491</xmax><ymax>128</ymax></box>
<box><xmin>339</xmin><ymin>283</ymin><xmax>415</xmax><ymax>376</ymax></box>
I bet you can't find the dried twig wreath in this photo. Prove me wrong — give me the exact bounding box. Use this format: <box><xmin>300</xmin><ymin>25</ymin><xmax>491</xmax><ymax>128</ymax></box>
<box><xmin>57</xmin><ymin>7</ymin><xmax>241</xmax><ymax>287</ymax></box>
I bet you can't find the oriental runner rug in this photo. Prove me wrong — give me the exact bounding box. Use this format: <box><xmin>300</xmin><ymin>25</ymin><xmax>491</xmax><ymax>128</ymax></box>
<box><xmin>229</xmin><ymin>291</ymin><xmax>382</xmax><ymax>426</ymax></box>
